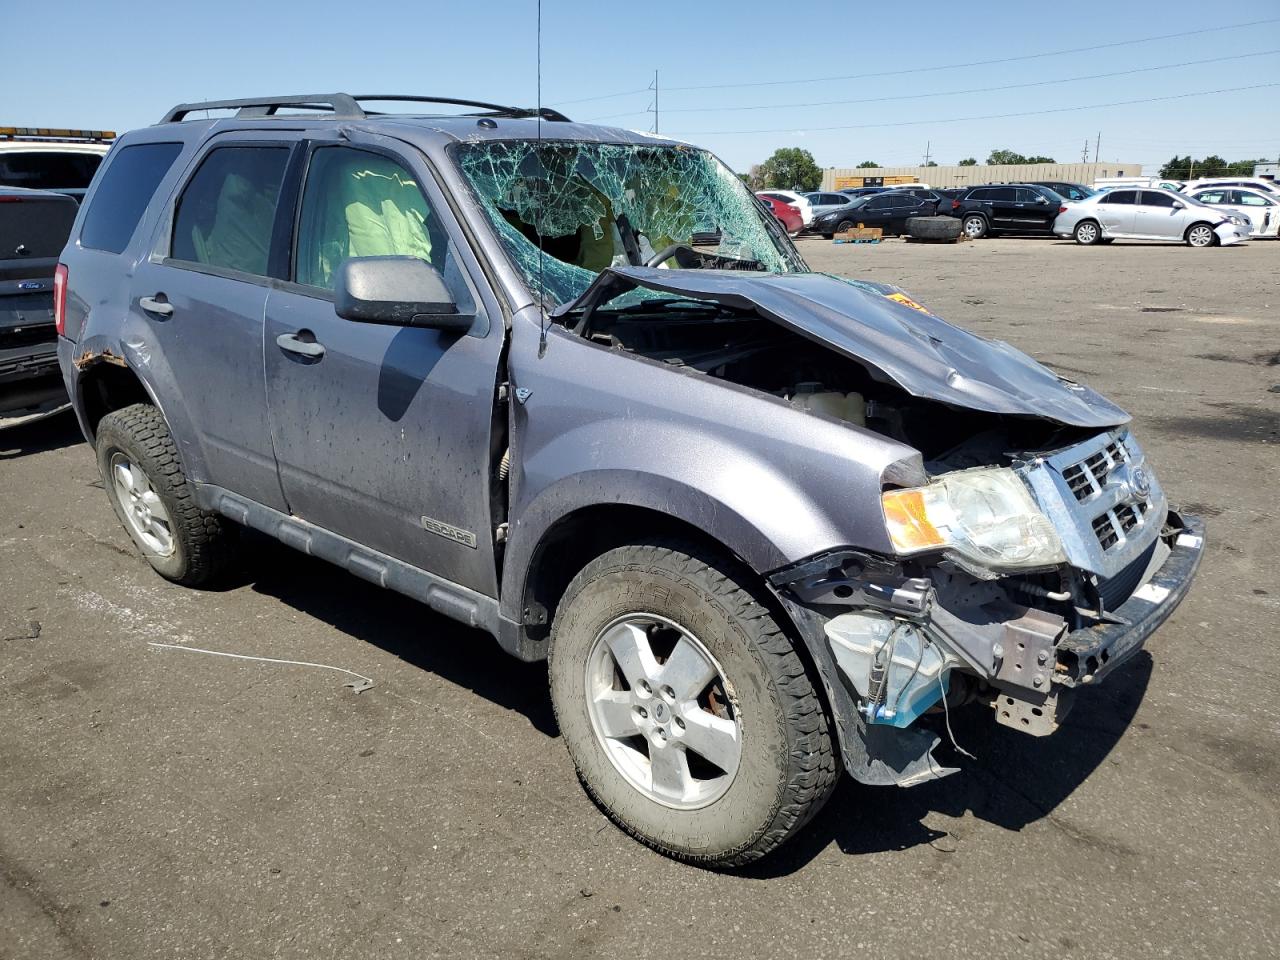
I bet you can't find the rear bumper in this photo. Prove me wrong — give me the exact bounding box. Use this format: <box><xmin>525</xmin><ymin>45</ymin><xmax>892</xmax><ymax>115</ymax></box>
<box><xmin>1055</xmin><ymin>512</ymin><xmax>1205</xmax><ymax>686</ymax></box>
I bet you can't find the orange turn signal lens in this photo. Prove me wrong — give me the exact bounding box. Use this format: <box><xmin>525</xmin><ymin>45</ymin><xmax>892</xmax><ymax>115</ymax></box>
<box><xmin>881</xmin><ymin>488</ymin><xmax>946</xmax><ymax>553</ymax></box>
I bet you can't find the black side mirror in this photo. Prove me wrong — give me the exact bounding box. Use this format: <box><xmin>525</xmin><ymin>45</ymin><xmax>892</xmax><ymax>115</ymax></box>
<box><xmin>335</xmin><ymin>256</ymin><xmax>472</xmax><ymax>332</ymax></box>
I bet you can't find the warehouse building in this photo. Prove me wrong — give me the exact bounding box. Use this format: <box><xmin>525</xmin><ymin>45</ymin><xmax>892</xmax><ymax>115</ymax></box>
<box><xmin>821</xmin><ymin>161</ymin><xmax>1144</xmax><ymax>190</ymax></box>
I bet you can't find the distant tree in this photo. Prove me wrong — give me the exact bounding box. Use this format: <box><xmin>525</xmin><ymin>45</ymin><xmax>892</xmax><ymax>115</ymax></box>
<box><xmin>986</xmin><ymin>149</ymin><xmax>1057</xmax><ymax>165</ymax></box>
<box><xmin>925</xmin><ymin>160</ymin><xmax>938</xmax><ymax>167</ymax></box>
<box><xmin>1160</xmin><ymin>154</ymin><xmax>1260</xmax><ymax>180</ymax></box>
<box><xmin>760</xmin><ymin>148</ymin><xmax>822</xmax><ymax>191</ymax></box>
<box><xmin>856</xmin><ymin>160</ymin><xmax>880</xmax><ymax>168</ymax></box>
<box><xmin>739</xmin><ymin>164</ymin><xmax>766</xmax><ymax>190</ymax></box>
<box><xmin>958</xmin><ymin>157</ymin><xmax>977</xmax><ymax>166</ymax></box>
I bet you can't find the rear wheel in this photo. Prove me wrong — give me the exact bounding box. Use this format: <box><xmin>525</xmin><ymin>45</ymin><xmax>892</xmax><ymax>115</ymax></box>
<box><xmin>95</xmin><ymin>404</ymin><xmax>235</xmax><ymax>585</ymax></box>
<box><xmin>962</xmin><ymin>214</ymin><xmax>988</xmax><ymax>239</ymax></box>
<box><xmin>1073</xmin><ymin>220</ymin><xmax>1102</xmax><ymax>245</ymax></box>
<box><xmin>1186</xmin><ymin>222</ymin><xmax>1216</xmax><ymax>247</ymax></box>
<box><xmin>549</xmin><ymin>540</ymin><xmax>838</xmax><ymax>867</ymax></box>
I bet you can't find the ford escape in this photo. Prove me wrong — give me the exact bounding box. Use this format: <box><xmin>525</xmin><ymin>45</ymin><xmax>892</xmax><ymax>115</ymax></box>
<box><xmin>56</xmin><ymin>94</ymin><xmax>1203</xmax><ymax>867</ymax></box>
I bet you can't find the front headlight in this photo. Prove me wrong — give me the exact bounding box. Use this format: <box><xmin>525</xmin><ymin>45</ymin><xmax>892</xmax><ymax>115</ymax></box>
<box><xmin>881</xmin><ymin>467</ymin><xmax>1066</xmax><ymax>572</ymax></box>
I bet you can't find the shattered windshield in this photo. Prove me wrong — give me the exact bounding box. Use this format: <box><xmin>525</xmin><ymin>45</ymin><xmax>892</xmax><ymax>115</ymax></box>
<box><xmin>454</xmin><ymin>140</ymin><xmax>805</xmax><ymax>309</ymax></box>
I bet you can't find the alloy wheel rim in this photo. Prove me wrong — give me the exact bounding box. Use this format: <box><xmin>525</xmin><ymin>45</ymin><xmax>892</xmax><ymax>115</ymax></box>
<box><xmin>1189</xmin><ymin>226</ymin><xmax>1212</xmax><ymax>246</ymax></box>
<box><xmin>1078</xmin><ymin>223</ymin><xmax>1097</xmax><ymax>243</ymax></box>
<box><xmin>584</xmin><ymin>613</ymin><xmax>741</xmax><ymax>810</ymax></box>
<box><xmin>109</xmin><ymin>452</ymin><xmax>176</xmax><ymax>558</ymax></box>
<box><xmin>964</xmin><ymin>217</ymin><xmax>984</xmax><ymax>237</ymax></box>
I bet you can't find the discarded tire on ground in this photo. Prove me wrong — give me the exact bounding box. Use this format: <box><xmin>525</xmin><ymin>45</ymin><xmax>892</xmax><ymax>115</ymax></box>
<box><xmin>906</xmin><ymin>216</ymin><xmax>963</xmax><ymax>241</ymax></box>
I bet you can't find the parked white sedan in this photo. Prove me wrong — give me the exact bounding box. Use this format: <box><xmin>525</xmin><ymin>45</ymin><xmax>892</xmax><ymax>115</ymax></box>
<box><xmin>1055</xmin><ymin>188</ymin><xmax>1250</xmax><ymax>247</ymax></box>
<box><xmin>1187</xmin><ymin>187</ymin><xmax>1280</xmax><ymax>238</ymax></box>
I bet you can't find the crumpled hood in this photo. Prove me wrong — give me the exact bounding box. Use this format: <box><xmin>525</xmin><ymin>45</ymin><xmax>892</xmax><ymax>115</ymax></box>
<box><xmin>554</xmin><ymin>267</ymin><xmax>1129</xmax><ymax>429</ymax></box>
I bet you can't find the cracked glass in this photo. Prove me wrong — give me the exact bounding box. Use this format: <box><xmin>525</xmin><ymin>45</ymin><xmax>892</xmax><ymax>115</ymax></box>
<box><xmin>455</xmin><ymin>140</ymin><xmax>804</xmax><ymax>308</ymax></box>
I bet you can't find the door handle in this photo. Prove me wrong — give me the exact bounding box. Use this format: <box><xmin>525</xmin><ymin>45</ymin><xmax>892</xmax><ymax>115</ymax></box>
<box><xmin>139</xmin><ymin>294</ymin><xmax>174</xmax><ymax>317</ymax></box>
<box><xmin>276</xmin><ymin>331</ymin><xmax>326</xmax><ymax>360</ymax></box>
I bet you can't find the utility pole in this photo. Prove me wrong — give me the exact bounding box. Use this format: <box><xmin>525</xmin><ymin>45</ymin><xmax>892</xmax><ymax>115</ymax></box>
<box><xmin>922</xmin><ymin>140</ymin><xmax>931</xmax><ymax>167</ymax></box>
<box><xmin>1081</xmin><ymin>139</ymin><xmax>1090</xmax><ymax>163</ymax></box>
<box><xmin>1093</xmin><ymin>131</ymin><xmax>1101</xmax><ymax>164</ymax></box>
<box><xmin>648</xmin><ymin>70</ymin><xmax>659</xmax><ymax>135</ymax></box>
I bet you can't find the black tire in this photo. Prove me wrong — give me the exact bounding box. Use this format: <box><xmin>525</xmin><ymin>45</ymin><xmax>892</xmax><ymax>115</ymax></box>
<box><xmin>95</xmin><ymin>403</ymin><xmax>235</xmax><ymax>585</ymax></box>
<box><xmin>961</xmin><ymin>213</ymin><xmax>988</xmax><ymax>239</ymax></box>
<box><xmin>1185</xmin><ymin>222</ymin><xmax>1216</xmax><ymax>247</ymax></box>
<box><xmin>906</xmin><ymin>216</ymin><xmax>963</xmax><ymax>241</ymax></box>
<box><xmin>549</xmin><ymin>540</ymin><xmax>838</xmax><ymax>867</ymax></box>
<box><xmin>835</xmin><ymin>220</ymin><xmax>854</xmax><ymax>233</ymax></box>
<box><xmin>1073</xmin><ymin>219</ymin><xmax>1102</xmax><ymax>245</ymax></box>
<box><xmin>821</xmin><ymin>233</ymin><xmax>834</xmax><ymax>240</ymax></box>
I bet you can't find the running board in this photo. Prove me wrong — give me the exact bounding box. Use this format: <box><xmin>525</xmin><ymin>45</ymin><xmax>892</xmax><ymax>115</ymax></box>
<box><xmin>197</xmin><ymin>484</ymin><xmax>502</xmax><ymax>636</ymax></box>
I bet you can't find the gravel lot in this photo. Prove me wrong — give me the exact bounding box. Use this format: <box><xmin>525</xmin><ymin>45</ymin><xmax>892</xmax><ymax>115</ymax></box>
<box><xmin>3</xmin><ymin>237</ymin><xmax>1278</xmax><ymax>960</ymax></box>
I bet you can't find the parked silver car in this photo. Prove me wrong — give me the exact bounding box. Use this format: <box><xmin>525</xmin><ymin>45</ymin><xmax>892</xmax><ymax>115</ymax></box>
<box><xmin>1055</xmin><ymin>188</ymin><xmax>1250</xmax><ymax>246</ymax></box>
<box><xmin>803</xmin><ymin>190</ymin><xmax>857</xmax><ymax>219</ymax></box>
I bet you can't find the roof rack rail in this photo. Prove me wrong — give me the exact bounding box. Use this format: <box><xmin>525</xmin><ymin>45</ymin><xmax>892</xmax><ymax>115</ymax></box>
<box><xmin>159</xmin><ymin>94</ymin><xmax>570</xmax><ymax>124</ymax></box>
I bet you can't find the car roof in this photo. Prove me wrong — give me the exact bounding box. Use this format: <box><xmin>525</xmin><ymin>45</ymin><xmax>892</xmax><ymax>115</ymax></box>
<box><xmin>143</xmin><ymin>93</ymin><xmax>686</xmax><ymax>153</ymax></box>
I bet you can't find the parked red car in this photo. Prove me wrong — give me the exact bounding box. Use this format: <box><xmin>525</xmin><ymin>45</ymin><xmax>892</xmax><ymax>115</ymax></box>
<box><xmin>758</xmin><ymin>195</ymin><xmax>803</xmax><ymax>236</ymax></box>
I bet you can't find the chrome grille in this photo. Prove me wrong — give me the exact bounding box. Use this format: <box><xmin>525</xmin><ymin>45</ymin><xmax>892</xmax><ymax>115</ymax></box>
<box><xmin>1060</xmin><ymin>439</ymin><xmax>1126</xmax><ymax>503</ymax></box>
<box><xmin>1018</xmin><ymin>430</ymin><xmax>1167</xmax><ymax>579</ymax></box>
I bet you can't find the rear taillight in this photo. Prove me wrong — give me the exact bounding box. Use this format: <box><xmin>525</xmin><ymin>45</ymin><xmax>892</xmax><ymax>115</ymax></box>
<box><xmin>53</xmin><ymin>263</ymin><xmax>68</xmax><ymax>336</ymax></box>
<box><xmin>1059</xmin><ymin>205</ymin><xmax>1069</xmax><ymax>213</ymax></box>
<box><xmin>951</xmin><ymin>200</ymin><xmax>960</xmax><ymax>210</ymax></box>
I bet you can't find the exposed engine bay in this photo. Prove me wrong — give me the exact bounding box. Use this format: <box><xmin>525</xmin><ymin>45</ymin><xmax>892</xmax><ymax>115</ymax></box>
<box><xmin>572</xmin><ymin>303</ymin><xmax>1098</xmax><ymax>467</ymax></box>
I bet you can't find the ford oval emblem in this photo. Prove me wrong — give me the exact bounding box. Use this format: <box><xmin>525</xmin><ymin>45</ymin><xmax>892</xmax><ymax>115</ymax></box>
<box><xmin>1130</xmin><ymin>467</ymin><xmax>1151</xmax><ymax>500</ymax></box>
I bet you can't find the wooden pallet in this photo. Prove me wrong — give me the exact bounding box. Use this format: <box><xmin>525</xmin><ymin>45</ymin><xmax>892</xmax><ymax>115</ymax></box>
<box><xmin>833</xmin><ymin>225</ymin><xmax>883</xmax><ymax>244</ymax></box>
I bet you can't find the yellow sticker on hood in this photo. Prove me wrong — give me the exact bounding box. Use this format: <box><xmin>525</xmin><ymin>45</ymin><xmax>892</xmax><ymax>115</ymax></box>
<box><xmin>884</xmin><ymin>292</ymin><xmax>933</xmax><ymax>315</ymax></box>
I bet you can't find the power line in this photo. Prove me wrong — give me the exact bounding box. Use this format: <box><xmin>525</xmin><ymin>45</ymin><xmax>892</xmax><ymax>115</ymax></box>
<box><xmin>551</xmin><ymin>86</ymin><xmax>650</xmax><ymax>106</ymax></box>
<box><xmin>661</xmin><ymin>18</ymin><xmax>1280</xmax><ymax>93</ymax></box>
<box><xmin>658</xmin><ymin>50</ymin><xmax>1280</xmax><ymax>114</ymax></box>
<box><xmin>670</xmin><ymin>82</ymin><xmax>1280</xmax><ymax>137</ymax></box>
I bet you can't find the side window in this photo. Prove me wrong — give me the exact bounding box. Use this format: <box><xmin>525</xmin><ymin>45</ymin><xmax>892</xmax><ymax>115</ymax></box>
<box><xmin>1195</xmin><ymin>190</ymin><xmax>1226</xmax><ymax>204</ymax></box>
<box><xmin>294</xmin><ymin>146</ymin><xmax>450</xmax><ymax>293</ymax></box>
<box><xmin>866</xmin><ymin>196</ymin><xmax>892</xmax><ymax>209</ymax></box>
<box><xmin>990</xmin><ymin>187</ymin><xmax>1016</xmax><ymax>202</ymax></box>
<box><xmin>1142</xmin><ymin>191</ymin><xmax>1177</xmax><ymax>208</ymax></box>
<box><xmin>968</xmin><ymin>188</ymin><xmax>990</xmax><ymax>201</ymax></box>
<box><xmin>81</xmin><ymin>142</ymin><xmax>183</xmax><ymax>253</ymax></box>
<box><xmin>1015</xmin><ymin>187</ymin><xmax>1041</xmax><ymax>202</ymax></box>
<box><xmin>171</xmin><ymin>146</ymin><xmax>290</xmax><ymax>277</ymax></box>
<box><xmin>1102</xmin><ymin>191</ymin><xmax>1135</xmax><ymax>205</ymax></box>
<box><xmin>1237</xmin><ymin>191</ymin><xmax>1269</xmax><ymax>206</ymax></box>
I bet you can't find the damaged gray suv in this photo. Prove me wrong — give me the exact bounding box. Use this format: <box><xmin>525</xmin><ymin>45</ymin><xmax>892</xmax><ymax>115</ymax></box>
<box><xmin>57</xmin><ymin>94</ymin><xmax>1204</xmax><ymax>867</ymax></box>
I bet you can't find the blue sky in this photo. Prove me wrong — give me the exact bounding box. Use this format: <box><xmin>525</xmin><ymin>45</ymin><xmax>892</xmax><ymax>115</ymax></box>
<box><xmin>6</xmin><ymin>0</ymin><xmax>1279</xmax><ymax>173</ymax></box>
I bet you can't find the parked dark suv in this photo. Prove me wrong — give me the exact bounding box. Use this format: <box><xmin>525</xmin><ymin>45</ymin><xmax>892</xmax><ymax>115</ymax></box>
<box><xmin>55</xmin><ymin>94</ymin><xmax>1203</xmax><ymax>867</ymax></box>
<box><xmin>952</xmin><ymin>183</ymin><xmax>1066</xmax><ymax>238</ymax></box>
<box><xmin>2</xmin><ymin>186</ymin><xmax>78</xmax><ymax>427</ymax></box>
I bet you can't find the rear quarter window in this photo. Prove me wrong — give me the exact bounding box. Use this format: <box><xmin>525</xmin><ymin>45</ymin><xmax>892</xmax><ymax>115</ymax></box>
<box><xmin>80</xmin><ymin>142</ymin><xmax>183</xmax><ymax>254</ymax></box>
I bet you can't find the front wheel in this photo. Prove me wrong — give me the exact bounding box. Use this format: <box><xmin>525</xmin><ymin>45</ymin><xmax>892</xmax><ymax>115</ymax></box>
<box><xmin>962</xmin><ymin>214</ymin><xmax>988</xmax><ymax>239</ymax></box>
<box><xmin>1186</xmin><ymin>222</ymin><xmax>1216</xmax><ymax>247</ymax></box>
<box><xmin>835</xmin><ymin>220</ymin><xmax>854</xmax><ymax>234</ymax></box>
<box><xmin>1073</xmin><ymin>220</ymin><xmax>1102</xmax><ymax>245</ymax></box>
<box><xmin>549</xmin><ymin>540</ymin><xmax>838</xmax><ymax>867</ymax></box>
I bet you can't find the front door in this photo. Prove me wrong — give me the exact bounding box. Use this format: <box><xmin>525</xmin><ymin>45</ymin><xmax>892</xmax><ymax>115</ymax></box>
<box><xmin>1132</xmin><ymin>190</ymin><xmax>1182</xmax><ymax>239</ymax></box>
<box><xmin>1015</xmin><ymin>187</ymin><xmax>1055</xmax><ymax>231</ymax></box>
<box><xmin>130</xmin><ymin>136</ymin><xmax>297</xmax><ymax>511</ymax></box>
<box><xmin>262</xmin><ymin>138</ymin><xmax>505</xmax><ymax>596</ymax></box>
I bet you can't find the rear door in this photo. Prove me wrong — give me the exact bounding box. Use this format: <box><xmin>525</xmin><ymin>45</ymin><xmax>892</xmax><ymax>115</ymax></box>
<box><xmin>262</xmin><ymin>135</ymin><xmax>505</xmax><ymax>596</ymax></box>
<box><xmin>129</xmin><ymin>132</ymin><xmax>296</xmax><ymax>511</ymax></box>
<box><xmin>1096</xmin><ymin>190</ymin><xmax>1136</xmax><ymax>236</ymax></box>
<box><xmin>984</xmin><ymin>187</ymin><xmax>1018</xmax><ymax>229</ymax></box>
<box><xmin>1132</xmin><ymin>190</ymin><xmax>1183</xmax><ymax>239</ymax></box>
